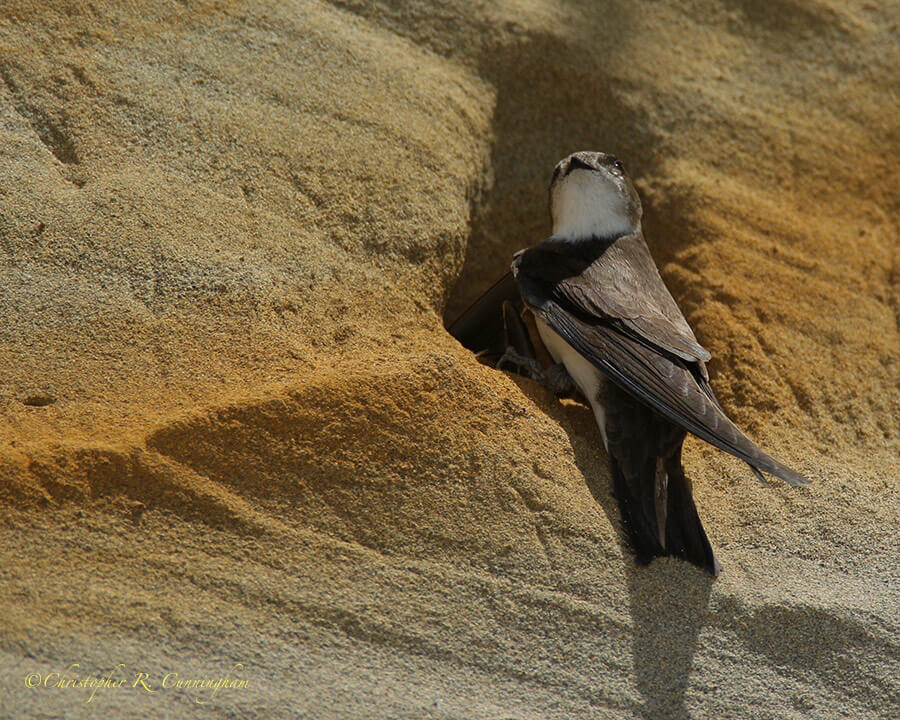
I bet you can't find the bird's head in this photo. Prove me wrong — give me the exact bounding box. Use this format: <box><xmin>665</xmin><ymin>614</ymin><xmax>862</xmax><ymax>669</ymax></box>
<box><xmin>548</xmin><ymin>151</ymin><xmax>642</xmax><ymax>240</ymax></box>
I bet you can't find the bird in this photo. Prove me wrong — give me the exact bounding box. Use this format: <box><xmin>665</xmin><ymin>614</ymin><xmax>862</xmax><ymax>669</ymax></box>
<box><xmin>449</xmin><ymin>151</ymin><xmax>808</xmax><ymax>575</ymax></box>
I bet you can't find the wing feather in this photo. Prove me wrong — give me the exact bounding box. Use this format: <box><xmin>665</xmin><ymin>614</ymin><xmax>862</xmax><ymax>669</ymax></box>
<box><xmin>513</xmin><ymin>235</ymin><xmax>808</xmax><ymax>487</ymax></box>
<box><xmin>546</xmin><ymin>300</ymin><xmax>808</xmax><ymax>485</ymax></box>
<box><xmin>518</xmin><ymin>233</ymin><xmax>711</xmax><ymax>363</ymax></box>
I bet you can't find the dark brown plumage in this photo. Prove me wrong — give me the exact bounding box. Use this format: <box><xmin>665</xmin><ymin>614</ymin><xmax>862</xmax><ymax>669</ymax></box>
<box><xmin>513</xmin><ymin>233</ymin><xmax>809</xmax><ymax>488</ymax></box>
<box><xmin>449</xmin><ymin>151</ymin><xmax>808</xmax><ymax>575</ymax></box>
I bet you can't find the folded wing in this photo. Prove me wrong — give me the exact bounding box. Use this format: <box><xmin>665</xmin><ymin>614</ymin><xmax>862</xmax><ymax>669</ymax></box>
<box><xmin>514</xmin><ymin>233</ymin><xmax>808</xmax><ymax>486</ymax></box>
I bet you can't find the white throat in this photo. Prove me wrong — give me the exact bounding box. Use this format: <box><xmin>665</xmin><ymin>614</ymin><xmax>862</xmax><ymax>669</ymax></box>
<box><xmin>551</xmin><ymin>169</ymin><xmax>636</xmax><ymax>240</ymax></box>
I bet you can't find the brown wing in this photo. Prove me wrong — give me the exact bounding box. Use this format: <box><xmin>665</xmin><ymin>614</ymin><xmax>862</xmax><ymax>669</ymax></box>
<box><xmin>517</xmin><ymin>233</ymin><xmax>710</xmax><ymax>364</ymax></box>
<box><xmin>513</xmin><ymin>236</ymin><xmax>808</xmax><ymax>486</ymax></box>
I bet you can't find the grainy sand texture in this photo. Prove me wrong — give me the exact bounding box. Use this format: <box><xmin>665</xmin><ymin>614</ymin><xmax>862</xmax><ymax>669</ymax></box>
<box><xmin>1</xmin><ymin>1</ymin><xmax>898</xmax><ymax>718</ymax></box>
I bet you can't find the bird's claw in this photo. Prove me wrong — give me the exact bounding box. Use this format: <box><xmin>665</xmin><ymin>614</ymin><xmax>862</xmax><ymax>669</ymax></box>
<box><xmin>496</xmin><ymin>347</ymin><xmax>545</xmax><ymax>382</ymax></box>
<box><xmin>496</xmin><ymin>351</ymin><xmax>577</xmax><ymax>397</ymax></box>
<box><xmin>542</xmin><ymin>363</ymin><xmax>577</xmax><ymax>396</ymax></box>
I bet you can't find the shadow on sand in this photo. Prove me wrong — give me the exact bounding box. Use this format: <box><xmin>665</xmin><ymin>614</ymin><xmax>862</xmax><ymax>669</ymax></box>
<box><xmin>510</xmin><ymin>377</ymin><xmax>714</xmax><ymax>720</ymax></box>
<box><xmin>438</xmin><ymin>13</ymin><xmax>716</xmax><ymax>718</ymax></box>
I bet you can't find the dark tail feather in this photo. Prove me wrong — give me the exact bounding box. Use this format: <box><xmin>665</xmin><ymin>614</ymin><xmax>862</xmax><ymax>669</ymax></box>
<box><xmin>609</xmin><ymin>457</ymin><xmax>664</xmax><ymax>565</ymax></box>
<box><xmin>610</xmin><ymin>454</ymin><xmax>720</xmax><ymax>575</ymax></box>
<box><xmin>663</xmin><ymin>454</ymin><xmax>720</xmax><ymax>575</ymax></box>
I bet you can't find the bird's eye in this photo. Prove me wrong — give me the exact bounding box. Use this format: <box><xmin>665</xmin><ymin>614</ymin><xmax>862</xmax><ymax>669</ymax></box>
<box><xmin>611</xmin><ymin>159</ymin><xmax>623</xmax><ymax>172</ymax></box>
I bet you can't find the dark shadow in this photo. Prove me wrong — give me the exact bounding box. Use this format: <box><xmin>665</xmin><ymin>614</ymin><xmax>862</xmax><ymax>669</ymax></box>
<box><xmin>329</xmin><ymin>6</ymin><xmax>717</xmax><ymax>715</ymax></box>
<box><xmin>622</xmin><ymin>562</ymin><xmax>714</xmax><ymax>720</ymax></box>
<box><xmin>445</xmin><ymin>22</ymin><xmax>713</xmax><ymax>720</ymax></box>
<box><xmin>564</xmin><ymin>401</ymin><xmax>714</xmax><ymax>720</ymax></box>
<box><xmin>443</xmin><ymin>22</ymin><xmax>690</xmax><ymax>323</ymax></box>
<box><xmin>437</xmin><ymin>21</ymin><xmax>715</xmax><ymax>714</ymax></box>
<box><xmin>507</xmin><ymin>378</ymin><xmax>714</xmax><ymax>719</ymax></box>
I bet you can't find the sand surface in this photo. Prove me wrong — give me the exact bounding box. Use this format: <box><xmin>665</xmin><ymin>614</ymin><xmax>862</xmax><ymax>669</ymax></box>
<box><xmin>1</xmin><ymin>1</ymin><xmax>898</xmax><ymax>718</ymax></box>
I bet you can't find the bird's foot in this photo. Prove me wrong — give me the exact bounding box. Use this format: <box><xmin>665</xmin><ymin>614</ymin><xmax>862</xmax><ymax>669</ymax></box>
<box><xmin>542</xmin><ymin>363</ymin><xmax>577</xmax><ymax>396</ymax></box>
<box><xmin>497</xmin><ymin>347</ymin><xmax>544</xmax><ymax>380</ymax></box>
<box><xmin>497</xmin><ymin>349</ymin><xmax>575</xmax><ymax>397</ymax></box>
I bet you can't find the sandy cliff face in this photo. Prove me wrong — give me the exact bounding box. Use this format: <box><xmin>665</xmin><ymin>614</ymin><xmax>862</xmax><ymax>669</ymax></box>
<box><xmin>1</xmin><ymin>1</ymin><xmax>897</xmax><ymax>718</ymax></box>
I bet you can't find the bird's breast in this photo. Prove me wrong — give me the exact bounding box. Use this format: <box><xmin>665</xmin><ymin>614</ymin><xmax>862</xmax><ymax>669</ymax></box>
<box><xmin>534</xmin><ymin>316</ymin><xmax>609</xmax><ymax>450</ymax></box>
